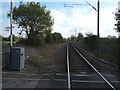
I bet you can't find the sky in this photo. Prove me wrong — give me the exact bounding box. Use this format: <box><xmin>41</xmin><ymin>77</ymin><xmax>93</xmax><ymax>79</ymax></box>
<box><xmin>0</xmin><ymin>0</ymin><xmax>120</xmax><ymax>38</ymax></box>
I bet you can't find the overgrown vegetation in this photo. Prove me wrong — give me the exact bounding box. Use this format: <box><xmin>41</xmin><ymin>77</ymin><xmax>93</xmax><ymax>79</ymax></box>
<box><xmin>114</xmin><ymin>6</ymin><xmax>120</xmax><ymax>71</ymax></box>
<box><xmin>24</xmin><ymin>43</ymin><xmax>66</xmax><ymax>73</ymax></box>
<box><xmin>76</xmin><ymin>32</ymin><xmax>118</xmax><ymax>65</ymax></box>
<box><xmin>6</xmin><ymin>1</ymin><xmax>64</xmax><ymax>46</ymax></box>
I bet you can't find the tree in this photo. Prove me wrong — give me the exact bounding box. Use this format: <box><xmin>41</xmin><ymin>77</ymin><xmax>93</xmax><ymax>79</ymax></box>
<box><xmin>9</xmin><ymin>2</ymin><xmax>54</xmax><ymax>45</ymax></box>
<box><xmin>85</xmin><ymin>32</ymin><xmax>93</xmax><ymax>37</ymax></box>
<box><xmin>115</xmin><ymin>9</ymin><xmax>120</xmax><ymax>32</ymax></box>
<box><xmin>107</xmin><ymin>35</ymin><xmax>117</xmax><ymax>39</ymax></box>
<box><xmin>52</xmin><ymin>32</ymin><xmax>63</xmax><ymax>43</ymax></box>
<box><xmin>45</xmin><ymin>30</ymin><xmax>53</xmax><ymax>43</ymax></box>
<box><xmin>77</xmin><ymin>32</ymin><xmax>83</xmax><ymax>41</ymax></box>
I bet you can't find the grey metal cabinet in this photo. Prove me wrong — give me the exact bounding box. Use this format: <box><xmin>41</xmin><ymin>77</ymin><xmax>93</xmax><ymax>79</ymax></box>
<box><xmin>11</xmin><ymin>47</ymin><xmax>25</xmax><ymax>70</ymax></box>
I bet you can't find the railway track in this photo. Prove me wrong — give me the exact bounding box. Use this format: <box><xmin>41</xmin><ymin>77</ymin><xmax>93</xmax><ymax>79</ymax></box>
<box><xmin>67</xmin><ymin>44</ymin><xmax>117</xmax><ymax>90</ymax></box>
<box><xmin>2</xmin><ymin>44</ymin><xmax>119</xmax><ymax>89</ymax></box>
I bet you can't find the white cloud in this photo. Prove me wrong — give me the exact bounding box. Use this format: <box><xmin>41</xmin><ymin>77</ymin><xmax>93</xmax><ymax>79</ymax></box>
<box><xmin>50</xmin><ymin>8</ymin><xmax>97</xmax><ymax>37</ymax></box>
<box><xmin>99</xmin><ymin>5</ymin><xmax>118</xmax><ymax>37</ymax></box>
<box><xmin>50</xmin><ymin>4</ymin><xmax>118</xmax><ymax>38</ymax></box>
<box><xmin>51</xmin><ymin>9</ymin><xmax>67</xmax><ymax>26</ymax></box>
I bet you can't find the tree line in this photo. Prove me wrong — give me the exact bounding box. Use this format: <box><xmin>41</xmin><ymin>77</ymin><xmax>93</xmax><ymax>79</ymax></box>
<box><xmin>2</xmin><ymin>32</ymin><xmax>63</xmax><ymax>45</ymax></box>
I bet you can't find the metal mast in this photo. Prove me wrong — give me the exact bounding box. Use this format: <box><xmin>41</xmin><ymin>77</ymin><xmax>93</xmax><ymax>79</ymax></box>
<box><xmin>10</xmin><ymin>0</ymin><xmax>13</xmax><ymax>47</ymax></box>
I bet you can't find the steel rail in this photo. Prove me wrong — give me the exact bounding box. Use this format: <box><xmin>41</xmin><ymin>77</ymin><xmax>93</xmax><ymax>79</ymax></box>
<box><xmin>73</xmin><ymin>46</ymin><xmax>116</xmax><ymax>90</ymax></box>
<box><xmin>67</xmin><ymin>45</ymin><xmax>71</xmax><ymax>90</ymax></box>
